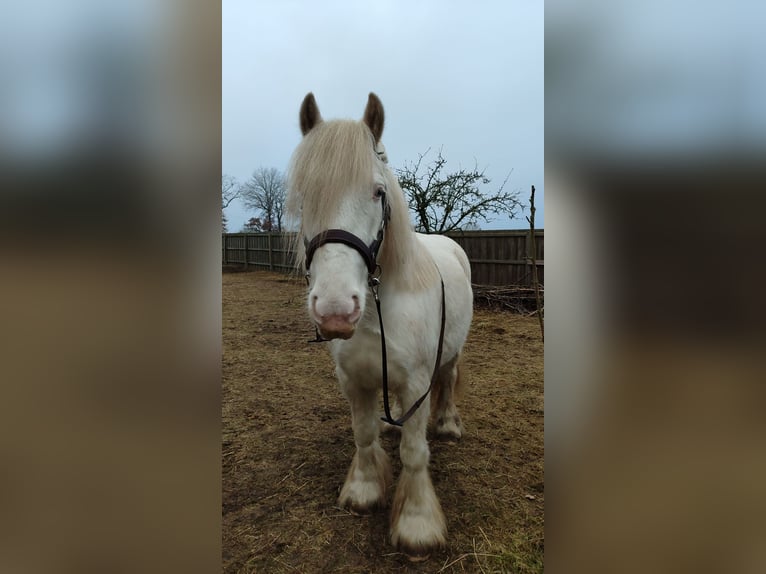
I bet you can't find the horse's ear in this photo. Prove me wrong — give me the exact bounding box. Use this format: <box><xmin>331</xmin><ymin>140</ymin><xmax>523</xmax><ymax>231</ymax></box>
<box><xmin>363</xmin><ymin>92</ymin><xmax>385</xmax><ymax>143</ymax></box>
<box><xmin>300</xmin><ymin>93</ymin><xmax>322</xmax><ymax>135</ymax></box>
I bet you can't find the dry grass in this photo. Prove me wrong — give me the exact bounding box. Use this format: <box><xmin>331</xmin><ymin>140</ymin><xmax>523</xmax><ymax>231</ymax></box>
<box><xmin>223</xmin><ymin>271</ymin><xmax>543</xmax><ymax>573</ymax></box>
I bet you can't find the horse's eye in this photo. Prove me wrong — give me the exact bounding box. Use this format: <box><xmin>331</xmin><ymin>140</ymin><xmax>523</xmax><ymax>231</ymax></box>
<box><xmin>374</xmin><ymin>186</ymin><xmax>385</xmax><ymax>199</ymax></box>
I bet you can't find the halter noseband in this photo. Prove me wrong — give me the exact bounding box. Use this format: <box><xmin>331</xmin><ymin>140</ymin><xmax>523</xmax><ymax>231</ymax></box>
<box><xmin>303</xmin><ymin>192</ymin><xmax>390</xmax><ymax>279</ymax></box>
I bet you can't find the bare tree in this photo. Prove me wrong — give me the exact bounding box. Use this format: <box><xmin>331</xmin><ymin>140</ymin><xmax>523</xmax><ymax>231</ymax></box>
<box><xmin>240</xmin><ymin>167</ymin><xmax>286</xmax><ymax>232</ymax></box>
<box><xmin>222</xmin><ymin>174</ymin><xmax>241</xmax><ymax>232</ymax></box>
<box><xmin>396</xmin><ymin>148</ymin><xmax>522</xmax><ymax>233</ymax></box>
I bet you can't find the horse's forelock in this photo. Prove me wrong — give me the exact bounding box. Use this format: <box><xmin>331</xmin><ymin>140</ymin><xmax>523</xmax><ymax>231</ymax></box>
<box><xmin>286</xmin><ymin>119</ymin><xmax>438</xmax><ymax>291</ymax></box>
<box><xmin>287</xmin><ymin>120</ymin><xmax>377</xmax><ymax>230</ymax></box>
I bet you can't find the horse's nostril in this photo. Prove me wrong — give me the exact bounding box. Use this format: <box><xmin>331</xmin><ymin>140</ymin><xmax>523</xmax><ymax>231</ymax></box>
<box><xmin>351</xmin><ymin>294</ymin><xmax>359</xmax><ymax>302</ymax></box>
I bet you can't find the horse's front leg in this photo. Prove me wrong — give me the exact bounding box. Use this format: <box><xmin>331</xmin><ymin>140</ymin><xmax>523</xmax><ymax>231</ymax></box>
<box><xmin>390</xmin><ymin>379</ymin><xmax>446</xmax><ymax>561</ymax></box>
<box><xmin>338</xmin><ymin>372</ymin><xmax>392</xmax><ymax>514</ymax></box>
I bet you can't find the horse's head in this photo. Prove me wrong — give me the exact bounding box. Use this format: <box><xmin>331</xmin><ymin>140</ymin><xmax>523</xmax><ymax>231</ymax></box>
<box><xmin>288</xmin><ymin>92</ymin><xmax>393</xmax><ymax>340</ymax></box>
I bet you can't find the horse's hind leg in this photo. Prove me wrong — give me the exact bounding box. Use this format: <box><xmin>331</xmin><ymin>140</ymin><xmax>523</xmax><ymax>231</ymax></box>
<box><xmin>432</xmin><ymin>354</ymin><xmax>464</xmax><ymax>441</ymax></box>
<box><xmin>338</xmin><ymin>375</ymin><xmax>392</xmax><ymax>514</ymax></box>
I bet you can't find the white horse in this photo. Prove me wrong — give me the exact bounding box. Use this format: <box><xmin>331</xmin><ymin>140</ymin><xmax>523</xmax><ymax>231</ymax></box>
<box><xmin>286</xmin><ymin>92</ymin><xmax>473</xmax><ymax>560</ymax></box>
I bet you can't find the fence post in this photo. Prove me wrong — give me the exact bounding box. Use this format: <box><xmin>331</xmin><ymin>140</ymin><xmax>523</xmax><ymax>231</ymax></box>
<box><xmin>268</xmin><ymin>233</ymin><xmax>274</xmax><ymax>270</ymax></box>
<box><xmin>243</xmin><ymin>234</ymin><xmax>249</xmax><ymax>270</ymax></box>
<box><xmin>526</xmin><ymin>185</ymin><xmax>544</xmax><ymax>341</ymax></box>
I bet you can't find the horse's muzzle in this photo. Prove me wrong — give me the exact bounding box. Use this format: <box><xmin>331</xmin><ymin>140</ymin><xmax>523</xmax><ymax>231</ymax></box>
<box><xmin>316</xmin><ymin>315</ymin><xmax>358</xmax><ymax>340</ymax></box>
<box><xmin>311</xmin><ymin>297</ymin><xmax>361</xmax><ymax>340</ymax></box>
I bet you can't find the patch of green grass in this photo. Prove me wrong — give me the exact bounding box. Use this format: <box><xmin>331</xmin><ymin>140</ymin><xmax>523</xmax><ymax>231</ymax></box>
<box><xmin>494</xmin><ymin>536</ymin><xmax>544</xmax><ymax>573</ymax></box>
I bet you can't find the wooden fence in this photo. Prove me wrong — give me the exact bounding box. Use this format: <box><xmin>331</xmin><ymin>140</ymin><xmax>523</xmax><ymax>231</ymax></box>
<box><xmin>222</xmin><ymin>233</ymin><xmax>295</xmax><ymax>273</ymax></box>
<box><xmin>222</xmin><ymin>229</ymin><xmax>543</xmax><ymax>287</ymax></box>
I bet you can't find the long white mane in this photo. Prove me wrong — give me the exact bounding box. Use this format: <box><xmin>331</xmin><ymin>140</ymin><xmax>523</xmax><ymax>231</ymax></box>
<box><xmin>286</xmin><ymin>119</ymin><xmax>438</xmax><ymax>291</ymax></box>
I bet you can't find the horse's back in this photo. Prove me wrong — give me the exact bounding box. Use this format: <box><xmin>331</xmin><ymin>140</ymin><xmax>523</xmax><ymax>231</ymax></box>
<box><xmin>415</xmin><ymin>233</ymin><xmax>471</xmax><ymax>283</ymax></box>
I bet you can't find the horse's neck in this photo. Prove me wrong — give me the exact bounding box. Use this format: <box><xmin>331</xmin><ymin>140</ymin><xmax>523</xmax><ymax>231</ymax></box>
<box><xmin>381</xmin><ymin>229</ymin><xmax>438</xmax><ymax>292</ymax></box>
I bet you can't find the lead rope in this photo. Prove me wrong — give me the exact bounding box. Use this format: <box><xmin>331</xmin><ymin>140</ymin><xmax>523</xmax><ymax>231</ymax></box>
<box><xmin>373</xmin><ymin>273</ymin><xmax>446</xmax><ymax>427</ymax></box>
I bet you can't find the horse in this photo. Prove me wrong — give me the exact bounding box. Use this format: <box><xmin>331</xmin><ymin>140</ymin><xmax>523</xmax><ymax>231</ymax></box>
<box><xmin>286</xmin><ymin>92</ymin><xmax>473</xmax><ymax>561</ymax></box>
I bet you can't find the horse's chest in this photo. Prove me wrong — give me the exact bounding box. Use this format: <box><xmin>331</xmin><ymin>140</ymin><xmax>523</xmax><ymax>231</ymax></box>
<box><xmin>333</xmin><ymin>336</ymin><xmax>381</xmax><ymax>373</ymax></box>
<box><xmin>331</xmin><ymin>334</ymin><xmax>409</xmax><ymax>389</ymax></box>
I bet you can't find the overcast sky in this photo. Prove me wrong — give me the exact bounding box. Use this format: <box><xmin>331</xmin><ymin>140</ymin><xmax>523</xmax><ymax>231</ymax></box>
<box><xmin>222</xmin><ymin>0</ymin><xmax>544</xmax><ymax>232</ymax></box>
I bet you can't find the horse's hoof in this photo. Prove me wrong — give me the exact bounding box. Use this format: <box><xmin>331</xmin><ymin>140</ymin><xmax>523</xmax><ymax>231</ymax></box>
<box><xmin>395</xmin><ymin>541</ymin><xmax>435</xmax><ymax>562</ymax></box>
<box><xmin>340</xmin><ymin>498</ymin><xmax>381</xmax><ymax>516</ymax></box>
<box><xmin>346</xmin><ymin>503</ymin><xmax>375</xmax><ymax>516</ymax></box>
<box><xmin>435</xmin><ymin>416</ymin><xmax>463</xmax><ymax>442</ymax></box>
<box><xmin>405</xmin><ymin>550</ymin><xmax>431</xmax><ymax>563</ymax></box>
<box><xmin>393</xmin><ymin>527</ymin><xmax>443</xmax><ymax>563</ymax></box>
<box><xmin>434</xmin><ymin>428</ymin><xmax>463</xmax><ymax>443</ymax></box>
<box><xmin>435</xmin><ymin>431</ymin><xmax>462</xmax><ymax>443</ymax></box>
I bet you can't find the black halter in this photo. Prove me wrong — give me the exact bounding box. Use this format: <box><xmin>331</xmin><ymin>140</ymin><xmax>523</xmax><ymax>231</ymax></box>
<box><xmin>303</xmin><ymin>192</ymin><xmax>389</xmax><ymax>278</ymax></box>
<box><xmin>303</xmin><ymin>134</ymin><xmax>391</xmax><ymax>273</ymax></box>
<box><xmin>302</xmin><ymin>190</ymin><xmax>446</xmax><ymax>428</ymax></box>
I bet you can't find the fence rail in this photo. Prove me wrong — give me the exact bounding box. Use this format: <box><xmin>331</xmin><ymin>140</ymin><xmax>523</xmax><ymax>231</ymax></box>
<box><xmin>222</xmin><ymin>229</ymin><xmax>543</xmax><ymax>287</ymax></box>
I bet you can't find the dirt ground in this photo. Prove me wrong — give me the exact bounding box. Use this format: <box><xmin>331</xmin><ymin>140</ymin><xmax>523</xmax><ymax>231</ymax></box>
<box><xmin>222</xmin><ymin>270</ymin><xmax>543</xmax><ymax>573</ymax></box>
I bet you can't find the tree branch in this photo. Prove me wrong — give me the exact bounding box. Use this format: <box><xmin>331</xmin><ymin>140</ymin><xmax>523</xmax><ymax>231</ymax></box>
<box><xmin>396</xmin><ymin>149</ymin><xmax>522</xmax><ymax>233</ymax></box>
